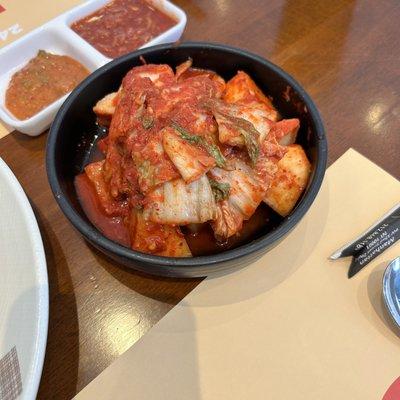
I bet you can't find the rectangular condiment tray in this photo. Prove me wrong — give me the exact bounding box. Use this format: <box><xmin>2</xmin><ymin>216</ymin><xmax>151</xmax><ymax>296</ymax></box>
<box><xmin>0</xmin><ymin>0</ymin><xmax>186</xmax><ymax>136</ymax></box>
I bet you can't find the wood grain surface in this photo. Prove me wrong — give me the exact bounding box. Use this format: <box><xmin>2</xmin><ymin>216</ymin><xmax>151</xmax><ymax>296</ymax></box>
<box><xmin>0</xmin><ymin>1</ymin><xmax>399</xmax><ymax>398</ymax></box>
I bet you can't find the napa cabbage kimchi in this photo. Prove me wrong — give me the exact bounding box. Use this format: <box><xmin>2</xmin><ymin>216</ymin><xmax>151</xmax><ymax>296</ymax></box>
<box><xmin>76</xmin><ymin>60</ymin><xmax>311</xmax><ymax>258</ymax></box>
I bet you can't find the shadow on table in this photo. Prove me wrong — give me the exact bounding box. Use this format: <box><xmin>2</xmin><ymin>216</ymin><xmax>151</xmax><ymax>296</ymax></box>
<box><xmin>88</xmin><ymin>175</ymin><xmax>329</xmax><ymax>311</ymax></box>
<box><xmin>131</xmin><ymin>301</ymin><xmax>201</xmax><ymax>400</ymax></box>
<box><xmin>75</xmin><ymin>300</ymin><xmax>201</xmax><ymax>400</ymax></box>
<box><xmin>7</xmin><ymin>130</ymin><xmax>46</xmax><ymax>153</ymax></box>
<box><xmin>178</xmin><ymin>178</ymin><xmax>329</xmax><ymax>308</ymax></box>
<box><xmin>89</xmin><ymin>244</ymin><xmax>201</xmax><ymax>305</ymax></box>
<box><xmin>32</xmin><ymin>204</ymin><xmax>80</xmax><ymax>400</ymax></box>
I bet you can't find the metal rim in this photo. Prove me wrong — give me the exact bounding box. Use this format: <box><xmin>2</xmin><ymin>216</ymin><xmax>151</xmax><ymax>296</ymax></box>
<box><xmin>383</xmin><ymin>257</ymin><xmax>400</xmax><ymax>328</ymax></box>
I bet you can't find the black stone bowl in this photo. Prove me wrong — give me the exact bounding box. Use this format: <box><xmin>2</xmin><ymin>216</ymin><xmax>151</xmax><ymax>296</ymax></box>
<box><xmin>46</xmin><ymin>42</ymin><xmax>327</xmax><ymax>278</ymax></box>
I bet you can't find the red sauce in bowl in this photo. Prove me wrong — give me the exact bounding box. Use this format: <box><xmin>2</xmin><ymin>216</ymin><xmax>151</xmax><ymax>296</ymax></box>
<box><xmin>75</xmin><ymin>173</ymin><xmax>131</xmax><ymax>247</ymax></box>
<box><xmin>74</xmin><ymin>150</ymin><xmax>282</xmax><ymax>257</ymax></box>
<box><xmin>70</xmin><ymin>0</ymin><xmax>177</xmax><ymax>59</ymax></box>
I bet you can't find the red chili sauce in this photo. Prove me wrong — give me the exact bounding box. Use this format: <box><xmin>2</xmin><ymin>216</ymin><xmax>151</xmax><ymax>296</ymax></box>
<box><xmin>70</xmin><ymin>0</ymin><xmax>177</xmax><ymax>59</ymax></box>
<box><xmin>6</xmin><ymin>50</ymin><xmax>89</xmax><ymax>120</ymax></box>
<box><xmin>75</xmin><ymin>172</ymin><xmax>131</xmax><ymax>247</ymax></box>
<box><xmin>75</xmin><ymin>157</ymin><xmax>282</xmax><ymax>256</ymax></box>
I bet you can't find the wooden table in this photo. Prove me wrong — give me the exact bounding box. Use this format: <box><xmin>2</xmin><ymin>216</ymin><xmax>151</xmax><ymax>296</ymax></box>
<box><xmin>0</xmin><ymin>1</ymin><xmax>399</xmax><ymax>398</ymax></box>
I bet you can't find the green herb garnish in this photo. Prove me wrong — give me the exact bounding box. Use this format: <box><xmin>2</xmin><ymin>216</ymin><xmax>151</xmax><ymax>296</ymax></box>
<box><xmin>142</xmin><ymin>115</ymin><xmax>154</xmax><ymax>130</ymax></box>
<box><xmin>37</xmin><ymin>49</ymin><xmax>48</xmax><ymax>57</ymax></box>
<box><xmin>238</xmin><ymin>122</ymin><xmax>260</xmax><ymax>165</ymax></box>
<box><xmin>171</xmin><ymin>122</ymin><xmax>227</xmax><ymax>168</ymax></box>
<box><xmin>215</xmin><ymin>111</ymin><xmax>260</xmax><ymax>166</ymax></box>
<box><xmin>209</xmin><ymin>179</ymin><xmax>231</xmax><ymax>202</ymax></box>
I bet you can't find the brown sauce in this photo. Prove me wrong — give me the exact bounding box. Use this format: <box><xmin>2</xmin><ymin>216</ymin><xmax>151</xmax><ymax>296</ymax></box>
<box><xmin>71</xmin><ymin>0</ymin><xmax>177</xmax><ymax>59</ymax></box>
<box><xmin>182</xmin><ymin>205</ymin><xmax>282</xmax><ymax>256</ymax></box>
<box><xmin>5</xmin><ymin>50</ymin><xmax>90</xmax><ymax>120</ymax></box>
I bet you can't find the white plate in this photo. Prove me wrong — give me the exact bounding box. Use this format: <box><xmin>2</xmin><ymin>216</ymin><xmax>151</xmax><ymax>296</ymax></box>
<box><xmin>0</xmin><ymin>158</ymin><xmax>48</xmax><ymax>399</ymax></box>
<box><xmin>0</xmin><ymin>0</ymin><xmax>187</xmax><ymax>136</ymax></box>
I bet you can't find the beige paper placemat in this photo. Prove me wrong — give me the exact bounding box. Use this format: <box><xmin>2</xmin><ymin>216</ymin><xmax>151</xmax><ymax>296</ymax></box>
<box><xmin>0</xmin><ymin>0</ymin><xmax>83</xmax><ymax>137</ymax></box>
<box><xmin>0</xmin><ymin>122</ymin><xmax>10</xmax><ymax>140</ymax></box>
<box><xmin>76</xmin><ymin>148</ymin><xmax>400</xmax><ymax>400</ymax></box>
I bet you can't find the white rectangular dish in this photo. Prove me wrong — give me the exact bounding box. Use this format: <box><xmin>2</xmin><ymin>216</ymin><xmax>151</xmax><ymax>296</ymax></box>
<box><xmin>0</xmin><ymin>0</ymin><xmax>186</xmax><ymax>136</ymax></box>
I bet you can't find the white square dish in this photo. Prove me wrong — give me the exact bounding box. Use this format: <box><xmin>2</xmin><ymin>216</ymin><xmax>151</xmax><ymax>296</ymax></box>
<box><xmin>0</xmin><ymin>25</ymin><xmax>101</xmax><ymax>136</ymax></box>
<box><xmin>0</xmin><ymin>0</ymin><xmax>187</xmax><ymax>136</ymax></box>
<box><xmin>65</xmin><ymin>0</ymin><xmax>187</xmax><ymax>61</ymax></box>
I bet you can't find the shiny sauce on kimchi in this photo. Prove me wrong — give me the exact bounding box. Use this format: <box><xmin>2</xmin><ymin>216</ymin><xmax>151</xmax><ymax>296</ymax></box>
<box><xmin>75</xmin><ymin>61</ymin><xmax>311</xmax><ymax>258</ymax></box>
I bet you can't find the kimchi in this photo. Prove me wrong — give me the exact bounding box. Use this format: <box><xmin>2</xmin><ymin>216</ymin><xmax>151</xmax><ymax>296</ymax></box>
<box><xmin>75</xmin><ymin>60</ymin><xmax>311</xmax><ymax>258</ymax></box>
